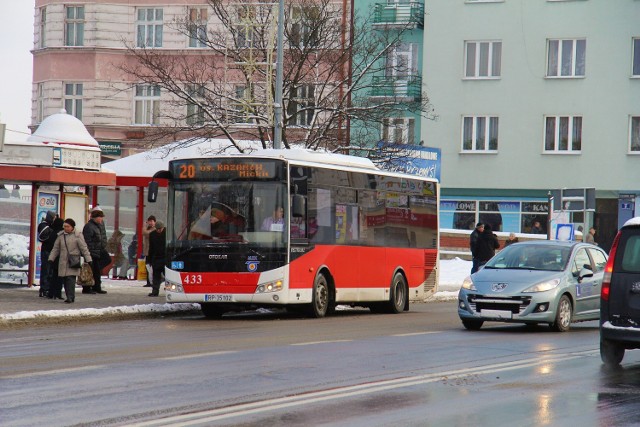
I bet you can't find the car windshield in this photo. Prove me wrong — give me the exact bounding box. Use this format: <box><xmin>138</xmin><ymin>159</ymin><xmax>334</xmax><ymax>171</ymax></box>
<box><xmin>484</xmin><ymin>244</ymin><xmax>571</xmax><ymax>272</ymax></box>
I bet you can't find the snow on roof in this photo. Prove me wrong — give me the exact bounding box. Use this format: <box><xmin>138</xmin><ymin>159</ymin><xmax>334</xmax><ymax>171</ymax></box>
<box><xmin>103</xmin><ymin>139</ymin><xmax>261</xmax><ymax>178</ymax></box>
<box><xmin>26</xmin><ymin>110</ymin><xmax>100</xmax><ymax>149</ymax></box>
<box><xmin>246</xmin><ymin>149</ymin><xmax>379</xmax><ymax>171</ymax></box>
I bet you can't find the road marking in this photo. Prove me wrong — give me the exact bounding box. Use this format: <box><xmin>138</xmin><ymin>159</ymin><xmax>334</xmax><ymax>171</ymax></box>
<box><xmin>129</xmin><ymin>349</ymin><xmax>599</xmax><ymax>427</ymax></box>
<box><xmin>160</xmin><ymin>351</ymin><xmax>237</xmax><ymax>361</ymax></box>
<box><xmin>2</xmin><ymin>364</ymin><xmax>106</xmax><ymax>380</ymax></box>
<box><xmin>392</xmin><ymin>331</ymin><xmax>441</xmax><ymax>337</ymax></box>
<box><xmin>290</xmin><ymin>339</ymin><xmax>353</xmax><ymax>346</ymax></box>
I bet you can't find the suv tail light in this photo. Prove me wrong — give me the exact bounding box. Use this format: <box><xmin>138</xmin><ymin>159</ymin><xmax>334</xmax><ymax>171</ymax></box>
<box><xmin>601</xmin><ymin>231</ymin><xmax>621</xmax><ymax>301</ymax></box>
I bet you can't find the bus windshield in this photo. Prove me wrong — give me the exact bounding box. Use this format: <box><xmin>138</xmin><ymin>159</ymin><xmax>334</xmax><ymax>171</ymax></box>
<box><xmin>169</xmin><ymin>181</ymin><xmax>287</xmax><ymax>249</ymax></box>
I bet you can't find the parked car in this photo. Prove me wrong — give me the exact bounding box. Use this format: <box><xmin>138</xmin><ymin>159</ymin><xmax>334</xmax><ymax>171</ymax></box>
<box><xmin>600</xmin><ymin>217</ymin><xmax>640</xmax><ymax>366</ymax></box>
<box><xmin>458</xmin><ymin>240</ymin><xmax>608</xmax><ymax>332</ymax></box>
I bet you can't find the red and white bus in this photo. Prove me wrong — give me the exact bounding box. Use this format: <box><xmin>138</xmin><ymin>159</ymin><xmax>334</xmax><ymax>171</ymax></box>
<box><xmin>155</xmin><ymin>149</ymin><xmax>439</xmax><ymax>318</ymax></box>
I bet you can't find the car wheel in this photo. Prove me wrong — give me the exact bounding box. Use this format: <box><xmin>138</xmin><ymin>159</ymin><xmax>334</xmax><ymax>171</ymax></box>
<box><xmin>201</xmin><ymin>303</ymin><xmax>225</xmax><ymax>319</ymax></box>
<box><xmin>550</xmin><ymin>295</ymin><xmax>572</xmax><ymax>332</ymax></box>
<box><xmin>601</xmin><ymin>338</ymin><xmax>625</xmax><ymax>366</ymax></box>
<box><xmin>309</xmin><ymin>273</ymin><xmax>331</xmax><ymax>318</ymax></box>
<box><xmin>462</xmin><ymin>319</ymin><xmax>484</xmax><ymax>330</ymax></box>
<box><xmin>387</xmin><ymin>272</ymin><xmax>408</xmax><ymax>314</ymax></box>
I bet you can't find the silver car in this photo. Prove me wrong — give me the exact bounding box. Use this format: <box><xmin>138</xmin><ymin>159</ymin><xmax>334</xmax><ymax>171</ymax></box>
<box><xmin>458</xmin><ymin>240</ymin><xmax>608</xmax><ymax>332</ymax></box>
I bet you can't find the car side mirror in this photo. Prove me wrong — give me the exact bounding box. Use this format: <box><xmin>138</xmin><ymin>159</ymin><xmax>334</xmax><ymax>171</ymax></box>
<box><xmin>578</xmin><ymin>267</ymin><xmax>594</xmax><ymax>281</ymax></box>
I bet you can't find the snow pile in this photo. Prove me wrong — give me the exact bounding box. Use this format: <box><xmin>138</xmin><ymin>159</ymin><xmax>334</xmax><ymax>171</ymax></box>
<box><xmin>0</xmin><ymin>233</ymin><xmax>29</xmax><ymax>268</ymax></box>
<box><xmin>0</xmin><ymin>303</ymin><xmax>200</xmax><ymax>321</ymax></box>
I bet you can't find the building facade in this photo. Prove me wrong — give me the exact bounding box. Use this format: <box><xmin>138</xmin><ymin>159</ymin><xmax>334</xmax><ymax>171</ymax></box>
<box><xmin>422</xmin><ymin>0</ymin><xmax>640</xmax><ymax>251</ymax></box>
<box><xmin>32</xmin><ymin>0</ymin><xmax>348</xmax><ymax>159</ymax></box>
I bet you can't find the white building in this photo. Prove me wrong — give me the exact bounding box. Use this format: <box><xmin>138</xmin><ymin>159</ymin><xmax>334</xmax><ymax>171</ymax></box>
<box><xmin>422</xmin><ymin>0</ymin><xmax>640</xmax><ymax>250</ymax></box>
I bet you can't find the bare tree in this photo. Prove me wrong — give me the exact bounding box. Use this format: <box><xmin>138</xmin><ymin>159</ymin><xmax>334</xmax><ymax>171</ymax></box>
<box><xmin>117</xmin><ymin>0</ymin><xmax>435</xmax><ymax>153</ymax></box>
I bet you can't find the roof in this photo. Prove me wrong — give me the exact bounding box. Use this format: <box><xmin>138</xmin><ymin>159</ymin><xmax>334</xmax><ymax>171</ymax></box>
<box><xmin>26</xmin><ymin>110</ymin><xmax>100</xmax><ymax>149</ymax></box>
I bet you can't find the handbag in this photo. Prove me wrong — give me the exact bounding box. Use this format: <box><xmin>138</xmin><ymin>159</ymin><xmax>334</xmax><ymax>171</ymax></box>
<box><xmin>63</xmin><ymin>235</ymin><xmax>82</xmax><ymax>268</ymax></box>
<box><xmin>78</xmin><ymin>263</ymin><xmax>95</xmax><ymax>286</ymax></box>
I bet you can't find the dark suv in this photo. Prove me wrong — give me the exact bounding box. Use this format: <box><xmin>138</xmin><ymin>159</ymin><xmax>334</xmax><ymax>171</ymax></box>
<box><xmin>600</xmin><ymin>218</ymin><xmax>640</xmax><ymax>366</ymax></box>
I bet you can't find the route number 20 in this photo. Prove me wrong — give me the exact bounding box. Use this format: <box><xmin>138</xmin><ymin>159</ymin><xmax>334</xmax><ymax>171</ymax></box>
<box><xmin>179</xmin><ymin>164</ymin><xmax>196</xmax><ymax>178</ymax></box>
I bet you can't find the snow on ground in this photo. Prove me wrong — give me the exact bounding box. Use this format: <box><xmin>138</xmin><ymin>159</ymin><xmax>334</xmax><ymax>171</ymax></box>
<box><xmin>0</xmin><ymin>258</ymin><xmax>470</xmax><ymax>320</ymax></box>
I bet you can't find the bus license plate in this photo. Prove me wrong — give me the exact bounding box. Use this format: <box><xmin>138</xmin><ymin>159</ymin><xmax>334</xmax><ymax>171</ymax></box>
<box><xmin>204</xmin><ymin>294</ymin><xmax>232</xmax><ymax>302</ymax></box>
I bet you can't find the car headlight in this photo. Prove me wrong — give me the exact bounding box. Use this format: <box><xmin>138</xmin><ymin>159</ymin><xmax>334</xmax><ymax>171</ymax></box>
<box><xmin>523</xmin><ymin>278</ymin><xmax>561</xmax><ymax>293</ymax></box>
<box><xmin>461</xmin><ymin>276</ymin><xmax>476</xmax><ymax>291</ymax></box>
<box><xmin>255</xmin><ymin>279</ymin><xmax>283</xmax><ymax>294</ymax></box>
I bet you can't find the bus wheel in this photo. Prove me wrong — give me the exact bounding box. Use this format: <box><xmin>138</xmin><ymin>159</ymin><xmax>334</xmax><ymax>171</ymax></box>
<box><xmin>387</xmin><ymin>272</ymin><xmax>407</xmax><ymax>314</ymax></box>
<box><xmin>201</xmin><ymin>303</ymin><xmax>225</xmax><ymax>319</ymax></box>
<box><xmin>310</xmin><ymin>273</ymin><xmax>331</xmax><ymax>318</ymax></box>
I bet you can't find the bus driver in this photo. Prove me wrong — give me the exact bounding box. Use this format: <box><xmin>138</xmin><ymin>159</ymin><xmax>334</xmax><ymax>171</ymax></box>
<box><xmin>261</xmin><ymin>206</ymin><xmax>284</xmax><ymax>232</ymax></box>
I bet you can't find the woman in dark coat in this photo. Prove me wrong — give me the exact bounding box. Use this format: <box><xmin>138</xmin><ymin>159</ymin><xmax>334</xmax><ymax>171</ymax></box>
<box><xmin>476</xmin><ymin>224</ymin><xmax>500</xmax><ymax>268</ymax></box>
<box><xmin>48</xmin><ymin>219</ymin><xmax>92</xmax><ymax>303</ymax></box>
<box><xmin>46</xmin><ymin>216</ymin><xmax>65</xmax><ymax>299</ymax></box>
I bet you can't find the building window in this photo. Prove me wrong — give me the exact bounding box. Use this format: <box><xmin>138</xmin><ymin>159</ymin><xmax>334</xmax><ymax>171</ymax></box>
<box><xmin>382</xmin><ymin>118</ymin><xmax>415</xmax><ymax>145</ymax></box>
<box><xmin>134</xmin><ymin>85</ymin><xmax>161</xmax><ymax>125</ymax></box>
<box><xmin>290</xmin><ymin>6</ymin><xmax>320</xmax><ymax>49</ymax></box>
<box><xmin>544</xmin><ymin>116</ymin><xmax>582</xmax><ymax>152</ymax></box>
<box><xmin>234</xmin><ymin>5</ymin><xmax>256</xmax><ymax>48</ymax></box>
<box><xmin>440</xmin><ymin>199</ymin><xmax>548</xmax><ymax>234</ymax></box>
<box><xmin>65</xmin><ymin>6</ymin><xmax>84</xmax><ymax>46</ymax></box>
<box><xmin>547</xmin><ymin>39</ymin><xmax>586</xmax><ymax>77</ymax></box>
<box><xmin>464</xmin><ymin>41</ymin><xmax>501</xmax><ymax>78</ymax></box>
<box><xmin>37</xmin><ymin>83</ymin><xmax>45</xmax><ymax>123</ymax></box>
<box><xmin>136</xmin><ymin>8</ymin><xmax>163</xmax><ymax>48</ymax></box>
<box><xmin>386</xmin><ymin>43</ymin><xmax>418</xmax><ymax>79</ymax></box>
<box><xmin>64</xmin><ymin>83</ymin><xmax>83</xmax><ymax>120</ymax></box>
<box><xmin>462</xmin><ymin>116</ymin><xmax>499</xmax><ymax>151</ymax></box>
<box><xmin>287</xmin><ymin>85</ymin><xmax>315</xmax><ymax>126</ymax></box>
<box><xmin>188</xmin><ymin>8</ymin><xmax>208</xmax><ymax>48</ymax></box>
<box><xmin>630</xmin><ymin>116</ymin><xmax>640</xmax><ymax>152</ymax></box>
<box><xmin>229</xmin><ymin>85</ymin><xmax>254</xmax><ymax>124</ymax></box>
<box><xmin>185</xmin><ymin>84</ymin><xmax>205</xmax><ymax>125</ymax></box>
<box><xmin>39</xmin><ymin>7</ymin><xmax>46</xmax><ymax>48</ymax></box>
<box><xmin>633</xmin><ymin>38</ymin><xmax>640</xmax><ymax>77</ymax></box>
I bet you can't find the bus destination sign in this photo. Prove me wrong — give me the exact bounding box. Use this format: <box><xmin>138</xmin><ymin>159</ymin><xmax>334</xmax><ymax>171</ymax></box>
<box><xmin>171</xmin><ymin>159</ymin><xmax>283</xmax><ymax>181</ymax></box>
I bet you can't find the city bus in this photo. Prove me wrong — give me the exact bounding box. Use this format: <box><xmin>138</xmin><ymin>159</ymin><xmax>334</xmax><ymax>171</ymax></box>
<box><xmin>151</xmin><ymin>149</ymin><xmax>439</xmax><ymax>318</ymax></box>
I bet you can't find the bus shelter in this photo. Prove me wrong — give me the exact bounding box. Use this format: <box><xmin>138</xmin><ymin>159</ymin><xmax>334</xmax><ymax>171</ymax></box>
<box><xmin>0</xmin><ymin>111</ymin><xmax>115</xmax><ymax>286</ymax></box>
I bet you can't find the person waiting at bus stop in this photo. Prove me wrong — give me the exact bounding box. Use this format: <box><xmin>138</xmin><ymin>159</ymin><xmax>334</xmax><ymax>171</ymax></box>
<box><xmin>147</xmin><ymin>221</ymin><xmax>166</xmax><ymax>297</ymax></box>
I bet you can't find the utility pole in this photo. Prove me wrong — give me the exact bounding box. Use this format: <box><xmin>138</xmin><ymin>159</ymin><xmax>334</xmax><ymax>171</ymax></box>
<box><xmin>273</xmin><ymin>0</ymin><xmax>285</xmax><ymax>149</ymax></box>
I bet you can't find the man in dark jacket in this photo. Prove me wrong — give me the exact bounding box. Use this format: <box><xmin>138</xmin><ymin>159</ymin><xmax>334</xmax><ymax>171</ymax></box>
<box><xmin>476</xmin><ymin>224</ymin><xmax>500</xmax><ymax>268</ymax></box>
<box><xmin>37</xmin><ymin>210</ymin><xmax>57</xmax><ymax>297</ymax></box>
<box><xmin>82</xmin><ymin>209</ymin><xmax>108</xmax><ymax>294</ymax></box>
<box><xmin>147</xmin><ymin>221</ymin><xmax>166</xmax><ymax>297</ymax></box>
<box><xmin>469</xmin><ymin>222</ymin><xmax>484</xmax><ymax>274</ymax></box>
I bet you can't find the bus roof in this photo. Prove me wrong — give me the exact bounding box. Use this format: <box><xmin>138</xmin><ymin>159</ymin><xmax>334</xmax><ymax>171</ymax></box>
<box><xmin>174</xmin><ymin>148</ymin><xmax>438</xmax><ymax>183</ymax></box>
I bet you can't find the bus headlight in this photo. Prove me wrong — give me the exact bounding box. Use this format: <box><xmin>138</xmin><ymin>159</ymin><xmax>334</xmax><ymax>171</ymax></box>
<box><xmin>256</xmin><ymin>279</ymin><xmax>283</xmax><ymax>294</ymax></box>
<box><xmin>165</xmin><ymin>280</ymin><xmax>184</xmax><ymax>293</ymax></box>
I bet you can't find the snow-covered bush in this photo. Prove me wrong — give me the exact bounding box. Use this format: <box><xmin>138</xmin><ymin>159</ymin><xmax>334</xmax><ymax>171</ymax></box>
<box><xmin>0</xmin><ymin>233</ymin><xmax>29</xmax><ymax>268</ymax></box>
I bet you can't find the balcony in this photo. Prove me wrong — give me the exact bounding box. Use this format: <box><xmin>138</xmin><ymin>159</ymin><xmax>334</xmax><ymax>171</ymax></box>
<box><xmin>370</xmin><ymin>75</ymin><xmax>422</xmax><ymax>100</ymax></box>
<box><xmin>373</xmin><ymin>2</ymin><xmax>424</xmax><ymax>29</ymax></box>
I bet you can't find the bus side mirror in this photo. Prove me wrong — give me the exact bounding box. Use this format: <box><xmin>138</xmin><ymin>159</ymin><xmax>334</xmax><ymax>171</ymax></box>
<box><xmin>148</xmin><ymin>181</ymin><xmax>159</xmax><ymax>203</ymax></box>
<box><xmin>292</xmin><ymin>194</ymin><xmax>305</xmax><ymax>218</ymax></box>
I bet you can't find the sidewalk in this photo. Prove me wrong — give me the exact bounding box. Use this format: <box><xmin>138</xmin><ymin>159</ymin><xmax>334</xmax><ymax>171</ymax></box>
<box><xmin>0</xmin><ymin>277</ymin><xmax>200</xmax><ymax>325</ymax></box>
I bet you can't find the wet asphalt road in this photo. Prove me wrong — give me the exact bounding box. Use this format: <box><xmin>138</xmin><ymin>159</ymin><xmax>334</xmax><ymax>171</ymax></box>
<box><xmin>2</xmin><ymin>301</ymin><xmax>640</xmax><ymax>427</ymax></box>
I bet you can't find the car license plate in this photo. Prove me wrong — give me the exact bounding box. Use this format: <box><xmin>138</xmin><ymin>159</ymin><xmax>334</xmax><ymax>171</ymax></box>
<box><xmin>204</xmin><ymin>294</ymin><xmax>232</xmax><ymax>302</ymax></box>
<box><xmin>481</xmin><ymin>309</ymin><xmax>512</xmax><ymax>319</ymax></box>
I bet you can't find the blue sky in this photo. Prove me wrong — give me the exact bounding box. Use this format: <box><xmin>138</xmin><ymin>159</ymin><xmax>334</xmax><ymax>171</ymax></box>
<box><xmin>0</xmin><ymin>2</ymin><xmax>34</xmax><ymax>142</ymax></box>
